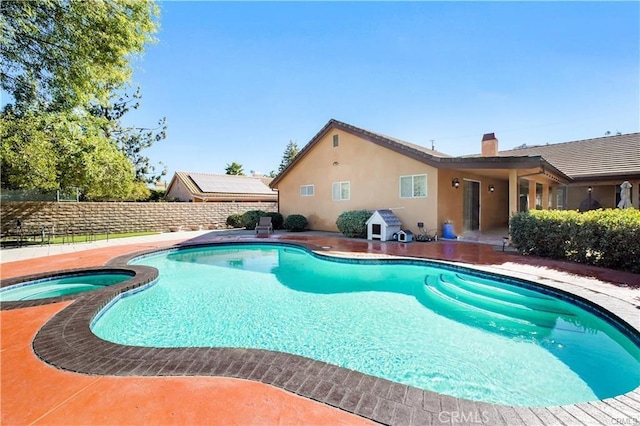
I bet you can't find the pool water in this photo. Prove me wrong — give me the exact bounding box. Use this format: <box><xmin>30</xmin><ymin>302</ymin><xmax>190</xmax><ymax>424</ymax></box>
<box><xmin>1</xmin><ymin>272</ymin><xmax>132</xmax><ymax>301</ymax></box>
<box><xmin>91</xmin><ymin>245</ymin><xmax>640</xmax><ymax>407</ymax></box>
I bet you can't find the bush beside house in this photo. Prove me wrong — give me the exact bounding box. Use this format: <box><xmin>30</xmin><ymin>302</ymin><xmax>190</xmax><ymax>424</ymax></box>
<box><xmin>265</xmin><ymin>212</ymin><xmax>284</xmax><ymax>230</ymax></box>
<box><xmin>510</xmin><ymin>209</ymin><xmax>640</xmax><ymax>274</ymax></box>
<box><xmin>241</xmin><ymin>210</ymin><xmax>268</xmax><ymax>230</ymax></box>
<box><xmin>283</xmin><ymin>214</ymin><xmax>308</xmax><ymax>232</ymax></box>
<box><xmin>336</xmin><ymin>210</ymin><xmax>372</xmax><ymax>238</ymax></box>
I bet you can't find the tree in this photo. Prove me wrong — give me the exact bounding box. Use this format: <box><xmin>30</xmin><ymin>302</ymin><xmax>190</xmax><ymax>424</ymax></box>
<box><xmin>0</xmin><ymin>0</ymin><xmax>161</xmax><ymax>200</ymax></box>
<box><xmin>278</xmin><ymin>140</ymin><xmax>299</xmax><ymax>174</ymax></box>
<box><xmin>1</xmin><ymin>0</ymin><xmax>159</xmax><ymax>109</ymax></box>
<box><xmin>89</xmin><ymin>87</ymin><xmax>167</xmax><ymax>184</ymax></box>
<box><xmin>0</xmin><ymin>108</ymin><xmax>136</xmax><ymax>199</ymax></box>
<box><xmin>225</xmin><ymin>162</ymin><xmax>245</xmax><ymax>176</ymax></box>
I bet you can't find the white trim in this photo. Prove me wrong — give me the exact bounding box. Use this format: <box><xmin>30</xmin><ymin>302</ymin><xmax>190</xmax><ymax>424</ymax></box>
<box><xmin>332</xmin><ymin>181</ymin><xmax>350</xmax><ymax>201</ymax></box>
<box><xmin>399</xmin><ymin>174</ymin><xmax>427</xmax><ymax>198</ymax></box>
<box><xmin>300</xmin><ymin>184</ymin><xmax>314</xmax><ymax>197</ymax></box>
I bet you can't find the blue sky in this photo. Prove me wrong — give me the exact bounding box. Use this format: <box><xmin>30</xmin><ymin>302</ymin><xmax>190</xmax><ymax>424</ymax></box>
<box><xmin>123</xmin><ymin>1</ymin><xmax>639</xmax><ymax>180</ymax></box>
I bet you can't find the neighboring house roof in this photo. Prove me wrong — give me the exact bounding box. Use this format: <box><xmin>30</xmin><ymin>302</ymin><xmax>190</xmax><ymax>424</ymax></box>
<box><xmin>167</xmin><ymin>172</ymin><xmax>277</xmax><ymax>201</ymax></box>
<box><xmin>366</xmin><ymin>209</ymin><xmax>402</xmax><ymax>226</ymax></box>
<box><xmin>495</xmin><ymin>133</ymin><xmax>640</xmax><ymax>181</ymax></box>
<box><xmin>271</xmin><ymin>119</ymin><xmax>571</xmax><ymax>187</ymax></box>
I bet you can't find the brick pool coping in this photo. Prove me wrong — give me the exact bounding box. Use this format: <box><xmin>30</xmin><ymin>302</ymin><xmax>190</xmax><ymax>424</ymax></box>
<box><xmin>3</xmin><ymin>240</ymin><xmax>640</xmax><ymax>425</ymax></box>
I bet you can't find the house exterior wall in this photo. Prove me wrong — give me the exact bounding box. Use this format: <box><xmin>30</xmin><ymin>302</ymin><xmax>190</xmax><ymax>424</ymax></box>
<box><xmin>565</xmin><ymin>180</ymin><xmax>640</xmax><ymax>210</ymax></box>
<box><xmin>437</xmin><ymin>170</ymin><xmax>509</xmax><ymax>236</ymax></box>
<box><xmin>166</xmin><ymin>178</ymin><xmax>194</xmax><ymax>202</ymax></box>
<box><xmin>276</xmin><ymin>129</ymin><xmax>439</xmax><ymax>233</ymax></box>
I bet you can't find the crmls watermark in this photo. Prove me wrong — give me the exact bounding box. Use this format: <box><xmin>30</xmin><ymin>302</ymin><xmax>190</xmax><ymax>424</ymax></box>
<box><xmin>611</xmin><ymin>418</ymin><xmax>639</xmax><ymax>425</ymax></box>
<box><xmin>438</xmin><ymin>410</ymin><xmax>490</xmax><ymax>424</ymax></box>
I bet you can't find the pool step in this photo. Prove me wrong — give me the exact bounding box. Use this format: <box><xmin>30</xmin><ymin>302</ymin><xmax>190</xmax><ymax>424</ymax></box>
<box><xmin>422</xmin><ymin>273</ymin><xmax>576</xmax><ymax>332</ymax></box>
<box><xmin>421</xmin><ymin>276</ymin><xmax>545</xmax><ymax>336</ymax></box>
<box><xmin>439</xmin><ymin>274</ymin><xmax>575</xmax><ymax>318</ymax></box>
<box><xmin>451</xmin><ymin>273</ymin><xmax>555</xmax><ymax>304</ymax></box>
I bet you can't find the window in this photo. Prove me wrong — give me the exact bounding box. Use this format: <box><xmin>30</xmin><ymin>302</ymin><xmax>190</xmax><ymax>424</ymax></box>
<box><xmin>300</xmin><ymin>185</ymin><xmax>314</xmax><ymax>196</ymax></box>
<box><xmin>333</xmin><ymin>134</ymin><xmax>339</xmax><ymax>147</ymax></box>
<box><xmin>400</xmin><ymin>174</ymin><xmax>427</xmax><ymax>198</ymax></box>
<box><xmin>332</xmin><ymin>181</ymin><xmax>350</xmax><ymax>200</ymax></box>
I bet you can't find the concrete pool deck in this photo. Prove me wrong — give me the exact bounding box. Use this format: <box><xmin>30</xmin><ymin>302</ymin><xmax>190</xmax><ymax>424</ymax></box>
<box><xmin>1</xmin><ymin>229</ymin><xmax>639</xmax><ymax>425</ymax></box>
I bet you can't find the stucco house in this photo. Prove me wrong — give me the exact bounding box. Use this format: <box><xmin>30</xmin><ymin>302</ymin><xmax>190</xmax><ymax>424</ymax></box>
<box><xmin>270</xmin><ymin>119</ymin><xmax>639</xmax><ymax>236</ymax></box>
<box><xmin>166</xmin><ymin>172</ymin><xmax>277</xmax><ymax>203</ymax></box>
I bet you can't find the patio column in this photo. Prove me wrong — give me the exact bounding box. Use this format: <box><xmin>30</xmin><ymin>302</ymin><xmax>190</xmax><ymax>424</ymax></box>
<box><xmin>549</xmin><ymin>186</ymin><xmax>558</xmax><ymax>209</ymax></box>
<box><xmin>541</xmin><ymin>184</ymin><xmax>549</xmax><ymax>210</ymax></box>
<box><xmin>528</xmin><ymin>180</ymin><xmax>537</xmax><ymax>210</ymax></box>
<box><xmin>509</xmin><ymin>169</ymin><xmax>518</xmax><ymax>217</ymax></box>
<box><xmin>634</xmin><ymin>181</ymin><xmax>640</xmax><ymax>208</ymax></box>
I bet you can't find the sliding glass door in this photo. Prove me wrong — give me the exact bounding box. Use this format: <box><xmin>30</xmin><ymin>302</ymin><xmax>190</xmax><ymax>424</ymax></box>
<box><xmin>463</xmin><ymin>180</ymin><xmax>480</xmax><ymax>231</ymax></box>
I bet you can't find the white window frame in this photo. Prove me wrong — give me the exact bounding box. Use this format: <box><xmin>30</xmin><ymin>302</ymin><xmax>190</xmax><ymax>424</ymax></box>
<box><xmin>399</xmin><ymin>174</ymin><xmax>427</xmax><ymax>198</ymax></box>
<box><xmin>332</xmin><ymin>181</ymin><xmax>350</xmax><ymax>201</ymax></box>
<box><xmin>300</xmin><ymin>184</ymin><xmax>314</xmax><ymax>197</ymax></box>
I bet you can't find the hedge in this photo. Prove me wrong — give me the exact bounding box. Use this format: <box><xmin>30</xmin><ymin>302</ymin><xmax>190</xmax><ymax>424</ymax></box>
<box><xmin>241</xmin><ymin>210</ymin><xmax>268</xmax><ymax>230</ymax></box>
<box><xmin>510</xmin><ymin>208</ymin><xmax>640</xmax><ymax>274</ymax></box>
<box><xmin>336</xmin><ymin>210</ymin><xmax>372</xmax><ymax>238</ymax></box>
<box><xmin>283</xmin><ymin>214</ymin><xmax>308</xmax><ymax>232</ymax></box>
<box><xmin>226</xmin><ymin>213</ymin><xmax>243</xmax><ymax>228</ymax></box>
<box><xmin>265</xmin><ymin>212</ymin><xmax>284</xmax><ymax>230</ymax></box>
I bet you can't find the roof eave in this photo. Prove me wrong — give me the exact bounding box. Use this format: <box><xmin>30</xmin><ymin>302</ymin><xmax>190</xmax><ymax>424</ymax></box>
<box><xmin>270</xmin><ymin>119</ymin><xmax>443</xmax><ymax>187</ymax></box>
<box><xmin>269</xmin><ymin>121</ymin><xmax>574</xmax><ymax>187</ymax></box>
<box><xmin>569</xmin><ymin>173</ymin><xmax>640</xmax><ymax>183</ymax></box>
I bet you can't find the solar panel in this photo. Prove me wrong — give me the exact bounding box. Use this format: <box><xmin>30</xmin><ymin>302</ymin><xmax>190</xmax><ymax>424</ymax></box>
<box><xmin>190</xmin><ymin>174</ymin><xmax>275</xmax><ymax>194</ymax></box>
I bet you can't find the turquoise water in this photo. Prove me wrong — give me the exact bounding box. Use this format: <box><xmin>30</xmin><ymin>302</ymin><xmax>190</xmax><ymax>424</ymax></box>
<box><xmin>91</xmin><ymin>245</ymin><xmax>640</xmax><ymax>407</ymax></box>
<box><xmin>1</xmin><ymin>273</ymin><xmax>132</xmax><ymax>301</ymax></box>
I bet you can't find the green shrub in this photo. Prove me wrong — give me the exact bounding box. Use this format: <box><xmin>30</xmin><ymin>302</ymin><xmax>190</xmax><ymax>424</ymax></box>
<box><xmin>577</xmin><ymin>208</ymin><xmax>640</xmax><ymax>272</ymax></box>
<box><xmin>283</xmin><ymin>214</ymin><xmax>308</xmax><ymax>232</ymax></box>
<box><xmin>509</xmin><ymin>210</ymin><xmax>579</xmax><ymax>259</ymax></box>
<box><xmin>510</xmin><ymin>208</ymin><xmax>640</xmax><ymax>274</ymax></box>
<box><xmin>226</xmin><ymin>213</ymin><xmax>243</xmax><ymax>228</ymax></box>
<box><xmin>265</xmin><ymin>212</ymin><xmax>284</xmax><ymax>230</ymax></box>
<box><xmin>336</xmin><ymin>210</ymin><xmax>372</xmax><ymax>238</ymax></box>
<box><xmin>241</xmin><ymin>210</ymin><xmax>268</xmax><ymax>230</ymax></box>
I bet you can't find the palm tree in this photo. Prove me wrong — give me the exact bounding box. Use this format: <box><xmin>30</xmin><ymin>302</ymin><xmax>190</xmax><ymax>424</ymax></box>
<box><xmin>225</xmin><ymin>162</ymin><xmax>245</xmax><ymax>176</ymax></box>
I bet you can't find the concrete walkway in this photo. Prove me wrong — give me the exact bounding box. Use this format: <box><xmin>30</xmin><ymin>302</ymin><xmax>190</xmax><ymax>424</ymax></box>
<box><xmin>0</xmin><ymin>229</ymin><xmax>219</xmax><ymax>263</ymax></box>
<box><xmin>1</xmin><ymin>230</ymin><xmax>639</xmax><ymax>425</ymax></box>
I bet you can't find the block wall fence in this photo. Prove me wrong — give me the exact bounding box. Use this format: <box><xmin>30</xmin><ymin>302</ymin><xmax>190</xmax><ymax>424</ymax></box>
<box><xmin>0</xmin><ymin>202</ymin><xmax>278</xmax><ymax>234</ymax></box>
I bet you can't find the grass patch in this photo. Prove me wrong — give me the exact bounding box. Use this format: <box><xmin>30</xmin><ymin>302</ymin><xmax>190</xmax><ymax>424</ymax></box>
<box><xmin>1</xmin><ymin>231</ymin><xmax>160</xmax><ymax>247</ymax></box>
<box><xmin>49</xmin><ymin>231</ymin><xmax>160</xmax><ymax>244</ymax></box>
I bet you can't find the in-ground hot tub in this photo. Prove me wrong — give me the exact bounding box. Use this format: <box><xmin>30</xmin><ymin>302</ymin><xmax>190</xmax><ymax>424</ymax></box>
<box><xmin>1</xmin><ymin>270</ymin><xmax>134</xmax><ymax>302</ymax></box>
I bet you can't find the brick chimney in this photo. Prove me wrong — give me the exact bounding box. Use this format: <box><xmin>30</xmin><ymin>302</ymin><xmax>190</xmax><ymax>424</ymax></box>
<box><xmin>481</xmin><ymin>133</ymin><xmax>498</xmax><ymax>156</ymax></box>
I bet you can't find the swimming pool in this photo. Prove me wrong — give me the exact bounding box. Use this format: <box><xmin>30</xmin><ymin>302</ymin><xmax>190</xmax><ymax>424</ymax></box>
<box><xmin>0</xmin><ymin>271</ymin><xmax>133</xmax><ymax>302</ymax></box>
<box><xmin>91</xmin><ymin>244</ymin><xmax>640</xmax><ymax>407</ymax></box>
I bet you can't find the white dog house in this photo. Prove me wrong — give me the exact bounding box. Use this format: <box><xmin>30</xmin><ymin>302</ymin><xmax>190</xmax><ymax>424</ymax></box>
<box><xmin>366</xmin><ymin>209</ymin><xmax>401</xmax><ymax>241</ymax></box>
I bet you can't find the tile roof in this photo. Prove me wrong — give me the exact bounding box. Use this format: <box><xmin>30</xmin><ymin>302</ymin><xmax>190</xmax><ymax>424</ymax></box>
<box><xmin>272</xmin><ymin>120</ymin><xmax>640</xmax><ymax>187</ymax></box>
<box><xmin>496</xmin><ymin>133</ymin><xmax>640</xmax><ymax>180</ymax></box>
<box><xmin>366</xmin><ymin>131</ymin><xmax>452</xmax><ymax>159</ymax></box>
